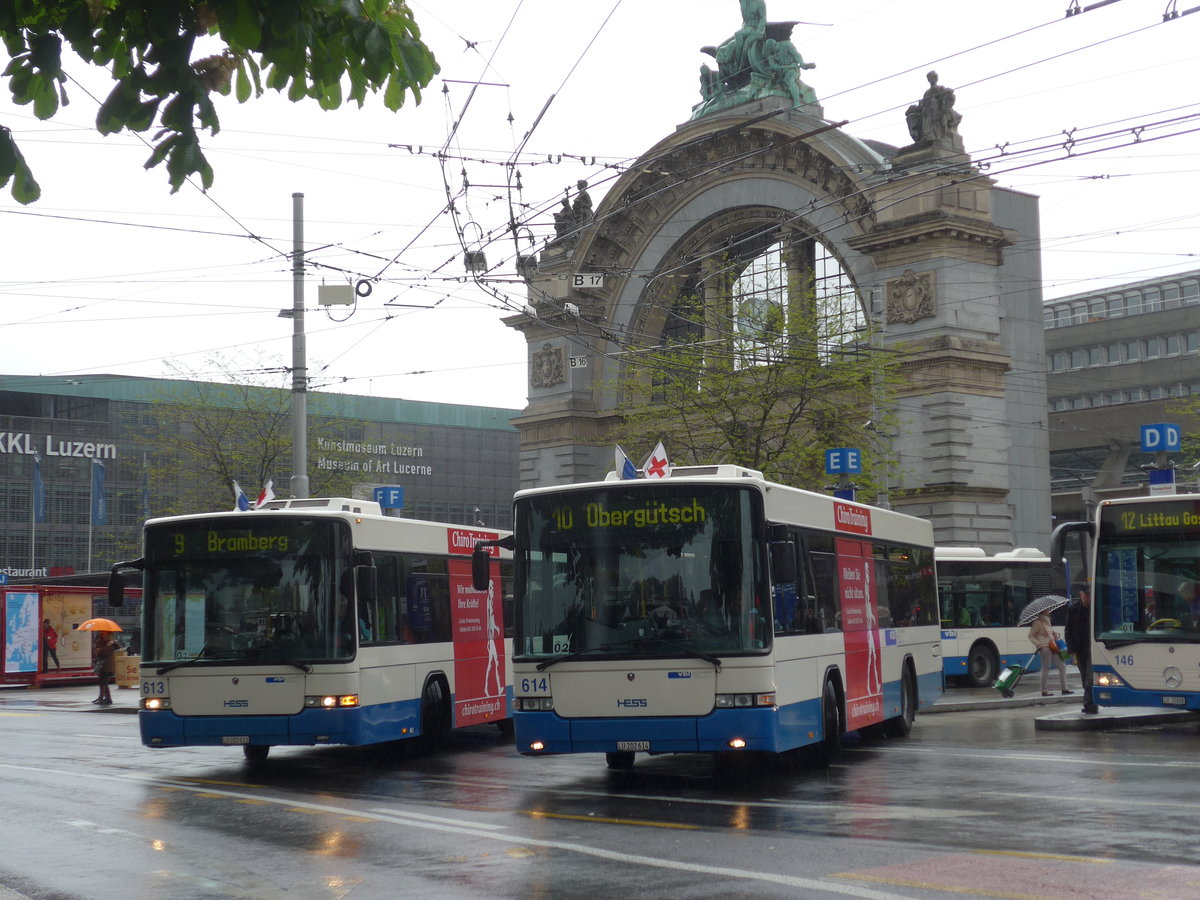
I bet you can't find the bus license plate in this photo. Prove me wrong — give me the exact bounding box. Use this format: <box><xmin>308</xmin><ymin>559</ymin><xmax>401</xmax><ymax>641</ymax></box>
<box><xmin>617</xmin><ymin>741</ymin><xmax>649</xmax><ymax>751</ymax></box>
<box><xmin>221</xmin><ymin>736</ymin><xmax>250</xmax><ymax>745</ymax></box>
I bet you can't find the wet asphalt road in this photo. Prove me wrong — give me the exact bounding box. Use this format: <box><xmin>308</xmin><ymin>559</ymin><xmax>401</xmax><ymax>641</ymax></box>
<box><xmin>2</xmin><ymin>684</ymin><xmax>1200</xmax><ymax>900</ymax></box>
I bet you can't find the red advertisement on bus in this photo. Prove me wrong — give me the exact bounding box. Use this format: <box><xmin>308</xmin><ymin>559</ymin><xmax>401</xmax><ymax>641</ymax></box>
<box><xmin>838</xmin><ymin>538</ymin><xmax>884</xmax><ymax>731</ymax></box>
<box><xmin>448</xmin><ymin>558</ymin><xmax>506</xmax><ymax>727</ymax></box>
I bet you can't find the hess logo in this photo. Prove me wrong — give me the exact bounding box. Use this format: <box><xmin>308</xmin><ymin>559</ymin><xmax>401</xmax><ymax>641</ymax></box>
<box><xmin>223</xmin><ymin>699</ymin><xmax>249</xmax><ymax>708</ymax></box>
<box><xmin>616</xmin><ymin>698</ymin><xmax>647</xmax><ymax>708</ymax></box>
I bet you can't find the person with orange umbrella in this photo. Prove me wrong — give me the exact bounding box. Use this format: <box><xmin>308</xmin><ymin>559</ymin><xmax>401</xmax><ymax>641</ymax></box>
<box><xmin>92</xmin><ymin>631</ymin><xmax>117</xmax><ymax>706</ymax></box>
<box><xmin>77</xmin><ymin>618</ymin><xmax>122</xmax><ymax>706</ymax></box>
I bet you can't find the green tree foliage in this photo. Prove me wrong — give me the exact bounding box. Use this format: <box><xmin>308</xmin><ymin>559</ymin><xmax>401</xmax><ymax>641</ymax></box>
<box><xmin>143</xmin><ymin>357</ymin><xmax>360</xmax><ymax>515</ymax></box>
<box><xmin>609</xmin><ymin>256</ymin><xmax>901</xmax><ymax>501</ymax></box>
<box><xmin>1</xmin><ymin>0</ymin><xmax>439</xmax><ymax>203</ymax></box>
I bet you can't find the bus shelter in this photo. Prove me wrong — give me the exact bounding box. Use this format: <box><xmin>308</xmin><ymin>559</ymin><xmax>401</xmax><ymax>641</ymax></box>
<box><xmin>1</xmin><ymin>583</ymin><xmax>141</xmax><ymax>688</ymax></box>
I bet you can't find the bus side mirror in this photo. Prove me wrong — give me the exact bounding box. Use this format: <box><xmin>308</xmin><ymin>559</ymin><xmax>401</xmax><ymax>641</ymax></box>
<box><xmin>472</xmin><ymin>546</ymin><xmax>492</xmax><ymax>592</ymax></box>
<box><xmin>471</xmin><ymin>534</ymin><xmax>513</xmax><ymax>591</ymax></box>
<box><xmin>107</xmin><ymin>558</ymin><xmax>143</xmax><ymax>607</ymax></box>
<box><xmin>356</xmin><ymin>564</ymin><xmax>377</xmax><ymax>609</ymax></box>
<box><xmin>769</xmin><ymin>540</ymin><xmax>797</xmax><ymax>585</ymax></box>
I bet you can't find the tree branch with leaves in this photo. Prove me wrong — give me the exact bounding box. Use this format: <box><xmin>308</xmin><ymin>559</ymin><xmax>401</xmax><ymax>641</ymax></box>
<box><xmin>1</xmin><ymin>0</ymin><xmax>438</xmax><ymax>203</ymax></box>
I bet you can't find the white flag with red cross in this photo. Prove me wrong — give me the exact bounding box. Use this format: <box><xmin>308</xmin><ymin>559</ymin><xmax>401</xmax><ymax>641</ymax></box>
<box><xmin>642</xmin><ymin>442</ymin><xmax>671</xmax><ymax>479</ymax></box>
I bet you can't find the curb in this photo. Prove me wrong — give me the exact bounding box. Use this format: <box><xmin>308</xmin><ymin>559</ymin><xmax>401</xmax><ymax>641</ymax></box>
<box><xmin>925</xmin><ymin>692</ymin><xmax>1078</xmax><ymax>714</ymax></box>
<box><xmin>1034</xmin><ymin>707</ymin><xmax>1200</xmax><ymax>731</ymax></box>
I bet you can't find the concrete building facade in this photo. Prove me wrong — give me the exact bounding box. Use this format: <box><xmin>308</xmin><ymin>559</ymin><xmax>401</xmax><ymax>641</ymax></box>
<box><xmin>1044</xmin><ymin>269</ymin><xmax>1200</xmax><ymax>522</ymax></box>
<box><xmin>0</xmin><ymin>374</ymin><xmax>520</xmax><ymax>577</ymax></box>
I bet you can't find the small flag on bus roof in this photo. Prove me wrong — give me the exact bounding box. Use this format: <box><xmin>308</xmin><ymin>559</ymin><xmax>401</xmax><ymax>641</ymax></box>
<box><xmin>643</xmin><ymin>441</ymin><xmax>671</xmax><ymax>479</ymax></box>
<box><xmin>255</xmin><ymin>479</ymin><xmax>276</xmax><ymax>509</ymax></box>
<box><xmin>615</xmin><ymin>445</ymin><xmax>638</xmax><ymax>480</ymax></box>
<box><xmin>232</xmin><ymin>480</ymin><xmax>250</xmax><ymax>512</ymax></box>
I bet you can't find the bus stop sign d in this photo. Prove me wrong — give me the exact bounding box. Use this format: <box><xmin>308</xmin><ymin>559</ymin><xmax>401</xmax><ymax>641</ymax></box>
<box><xmin>1140</xmin><ymin>423</ymin><xmax>1181</xmax><ymax>453</ymax></box>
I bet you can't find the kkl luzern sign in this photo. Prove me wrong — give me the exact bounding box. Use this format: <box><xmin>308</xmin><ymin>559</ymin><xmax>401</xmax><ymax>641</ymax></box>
<box><xmin>0</xmin><ymin>432</ymin><xmax>117</xmax><ymax>459</ymax></box>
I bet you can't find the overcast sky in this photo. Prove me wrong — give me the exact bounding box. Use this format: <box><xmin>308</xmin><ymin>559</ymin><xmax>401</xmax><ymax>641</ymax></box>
<box><xmin>2</xmin><ymin>0</ymin><xmax>1198</xmax><ymax>411</ymax></box>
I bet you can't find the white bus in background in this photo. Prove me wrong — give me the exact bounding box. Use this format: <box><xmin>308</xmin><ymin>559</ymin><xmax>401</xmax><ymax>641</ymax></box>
<box><xmin>1053</xmin><ymin>493</ymin><xmax>1200</xmax><ymax>711</ymax></box>
<box><xmin>109</xmin><ymin>498</ymin><xmax>511</xmax><ymax>761</ymax></box>
<box><xmin>936</xmin><ymin>547</ymin><xmax>1069</xmax><ymax>687</ymax></box>
<box><xmin>474</xmin><ymin>465</ymin><xmax>943</xmax><ymax>770</ymax></box>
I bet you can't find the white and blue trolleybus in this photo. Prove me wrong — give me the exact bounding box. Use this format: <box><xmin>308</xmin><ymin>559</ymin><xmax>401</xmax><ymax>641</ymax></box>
<box><xmin>472</xmin><ymin>465</ymin><xmax>942</xmax><ymax>769</ymax></box>
<box><xmin>936</xmin><ymin>547</ymin><xmax>1069</xmax><ymax>687</ymax></box>
<box><xmin>1054</xmin><ymin>493</ymin><xmax>1200</xmax><ymax>710</ymax></box>
<box><xmin>110</xmin><ymin>497</ymin><xmax>512</xmax><ymax>761</ymax></box>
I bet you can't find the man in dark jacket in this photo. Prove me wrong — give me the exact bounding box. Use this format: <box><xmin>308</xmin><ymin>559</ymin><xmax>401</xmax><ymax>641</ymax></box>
<box><xmin>1065</xmin><ymin>581</ymin><xmax>1099</xmax><ymax>714</ymax></box>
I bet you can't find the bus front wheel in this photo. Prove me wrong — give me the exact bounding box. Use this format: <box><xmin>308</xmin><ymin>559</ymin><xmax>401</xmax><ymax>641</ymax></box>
<box><xmin>605</xmin><ymin>751</ymin><xmax>635</xmax><ymax>770</ymax></box>
<box><xmin>243</xmin><ymin>744</ymin><xmax>269</xmax><ymax>763</ymax></box>
<box><xmin>967</xmin><ymin>643</ymin><xmax>999</xmax><ymax>688</ymax></box>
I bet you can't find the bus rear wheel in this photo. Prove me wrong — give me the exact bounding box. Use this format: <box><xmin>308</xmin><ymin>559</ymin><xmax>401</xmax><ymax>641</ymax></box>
<box><xmin>815</xmin><ymin>678</ymin><xmax>843</xmax><ymax>764</ymax></box>
<box><xmin>416</xmin><ymin>677</ymin><xmax>451</xmax><ymax>754</ymax></box>
<box><xmin>883</xmin><ymin>666</ymin><xmax>916</xmax><ymax>738</ymax></box>
<box><xmin>967</xmin><ymin>643</ymin><xmax>999</xmax><ymax>688</ymax></box>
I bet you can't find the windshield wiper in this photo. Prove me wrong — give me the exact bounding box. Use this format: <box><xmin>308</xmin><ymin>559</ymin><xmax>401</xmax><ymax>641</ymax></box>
<box><xmin>155</xmin><ymin>645</ymin><xmax>312</xmax><ymax>675</ymax></box>
<box><xmin>535</xmin><ymin>643</ymin><xmax>632</xmax><ymax>671</ymax></box>
<box><xmin>155</xmin><ymin>644</ymin><xmax>235</xmax><ymax>675</ymax></box>
<box><xmin>634</xmin><ymin>637</ymin><xmax>722</xmax><ymax>671</ymax></box>
<box><xmin>246</xmin><ymin>646</ymin><xmax>312</xmax><ymax>673</ymax></box>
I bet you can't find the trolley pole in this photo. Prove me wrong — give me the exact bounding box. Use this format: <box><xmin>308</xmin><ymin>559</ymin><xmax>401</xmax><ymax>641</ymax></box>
<box><xmin>290</xmin><ymin>192</ymin><xmax>310</xmax><ymax>499</ymax></box>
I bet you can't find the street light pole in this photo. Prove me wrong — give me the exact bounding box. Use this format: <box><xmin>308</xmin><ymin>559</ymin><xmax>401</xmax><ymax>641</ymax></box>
<box><xmin>290</xmin><ymin>192</ymin><xmax>310</xmax><ymax>499</ymax></box>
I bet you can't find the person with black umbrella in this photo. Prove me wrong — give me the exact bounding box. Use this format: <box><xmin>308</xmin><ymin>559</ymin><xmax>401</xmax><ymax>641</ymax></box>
<box><xmin>1028</xmin><ymin>608</ymin><xmax>1071</xmax><ymax>697</ymax></box>
<box><xmin>1065</xmin><ymin>580</ymin><xmax>1100</xmax><ymax>714</ymax></box>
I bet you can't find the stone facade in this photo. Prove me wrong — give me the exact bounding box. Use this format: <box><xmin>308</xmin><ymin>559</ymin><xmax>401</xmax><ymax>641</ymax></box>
<box><xmin>509</xmin><ymin>97</ymin><xmax>1050</xmax><ymax>551</ymax></box>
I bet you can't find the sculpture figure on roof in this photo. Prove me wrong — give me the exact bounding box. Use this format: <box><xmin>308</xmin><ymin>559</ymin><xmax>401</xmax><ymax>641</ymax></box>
<box><xmin>692</xmin><ymin>0</ymin><xmax>819</xmax><ymax>119</ymax></box>
<box><xmin>904</xmin><ymin>71</ymin><xmax>963</xmax><ymax>149</ymax></box>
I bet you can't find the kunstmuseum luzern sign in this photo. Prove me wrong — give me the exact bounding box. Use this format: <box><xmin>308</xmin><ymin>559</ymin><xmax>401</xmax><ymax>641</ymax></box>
<box><xmin>0</xmin><ymin>432</ymin><xmax>117</xmax><ymax>459</ymax></box>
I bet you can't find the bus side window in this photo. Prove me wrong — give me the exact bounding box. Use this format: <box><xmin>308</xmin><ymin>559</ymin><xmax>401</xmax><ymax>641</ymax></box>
<box><xmin>371</xmin><ymin>554</ymin><xmax>403</xmax><ymax>644</ymax></box>
<box><xmin>807</xmin><ymin>533</ymin><xmax>841</xmax><ymax>633</ymax></box>
<box><xmin>769</xmin><ymin>537</ymin><xmax>800</xmax><ymax>635</ymax></box>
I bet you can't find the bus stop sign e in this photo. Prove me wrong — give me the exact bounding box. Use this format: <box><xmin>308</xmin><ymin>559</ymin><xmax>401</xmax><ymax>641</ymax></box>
<box><xmin>825</xmin><ymin>448</ymin><xmax>862</xmax><ymax>502</ymax></box>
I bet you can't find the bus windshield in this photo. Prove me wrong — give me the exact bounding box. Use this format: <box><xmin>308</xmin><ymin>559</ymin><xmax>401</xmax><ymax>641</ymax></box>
<box><xmin>141</xmin><ymin>517</ymin><xmax>354</xmax><ymax>665</ymax></box>
<box><xmin>513</xmin><ymin>484</ymin><xmax>767</xmax><ymax>661</ymax></box>
<box><xmin>1095</xmin><ymin>500</ymin><xmax>1200</xmax><ymax>644</ymax></box>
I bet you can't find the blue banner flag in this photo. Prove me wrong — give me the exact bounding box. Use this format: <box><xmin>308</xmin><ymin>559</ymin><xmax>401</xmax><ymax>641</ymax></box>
<box><xmin>32</xmin><ymin>454</ymin><xmax>46</xmax><ymax>524</ymax></box>
<box><xmin>614</xmin><ymin>445</ymin><xmax>638</xmax><ymax>480</ymax></box>
<box><xmin>91</xmin><ymin>459</ymin><xmax>108</xmax><ymax>526</ymax></box>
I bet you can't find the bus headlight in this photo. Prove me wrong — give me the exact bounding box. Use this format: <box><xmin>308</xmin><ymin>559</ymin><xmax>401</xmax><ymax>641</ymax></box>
<box><xmin>715</xmin><ymin>692</ymin><xmax>776</xmax><ymax>708</ymax></box>
<box><xmin>515</xmin><ymin>696</ymin><xmax>554</xmax><ymax>711</ymax></box>
<box><xmin>305</xmin><ymin>695</ymin><xmax>359</xmax><ymax>708</ymax></box>
<box><xmin>140</xmin><ymin>697</ymin><xmax>171</xmax><ymax>711</ymax></box>
<box><xmin>1095</xmin><ymin>672</ymin><xmax>1126</xmax><ymax>688</ymax></box>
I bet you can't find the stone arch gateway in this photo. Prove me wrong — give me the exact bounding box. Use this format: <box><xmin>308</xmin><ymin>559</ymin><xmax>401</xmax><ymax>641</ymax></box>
<box><xmin>507</xmin><ymin>95</ymin><xmax>1050</xmax><ymax>550</ymax></box>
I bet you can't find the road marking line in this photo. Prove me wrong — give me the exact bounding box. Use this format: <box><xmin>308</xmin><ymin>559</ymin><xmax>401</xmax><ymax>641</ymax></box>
<box><xmin>177</xmin><ymin>776</ymin><xmax>267</xmax><ymax>789</ymax></box>
<box><xmin>832</xmin><ymin>872</ymin><xmax>1062</xmax><ymax>900</ymax></box>
<box><xmin>527</xmin><ymin>810</ymin><xmax>698</xmax><ymax>830</ymax></box>
<box><xmin>978</xmin><ymin>789</ymin><xmax>1199</xmax><ymax>811</ymax></box>
<box><xmin>0</xmin><ymin>712</ymin><xmax>39</xmax><ymax>717</ymax></box>
<box><xmin>371</xmin><ymin>808</ymin><xmax>507</xmax><ymax>830</ymax></box>
<box><xmin>849</xmin><ymin>745</ymin><xmax>1200</xmax><ymax>770</ymax></box>
<box><xmin>971</xmin><ymin>849</ymin><xmax>1112</xmax><ymax>865</ymax></box>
